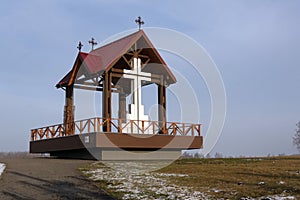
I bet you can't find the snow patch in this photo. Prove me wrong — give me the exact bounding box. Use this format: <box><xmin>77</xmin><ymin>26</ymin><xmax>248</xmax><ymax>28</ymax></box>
<box><xmin>0</xmin><ymin>163</ymin><xmax>6</xmax><ymax>176</ymax></box>
<box><xmin>278</xmin><ymin>181</ymin><xmax>285</xmax><ymax>185</ymax></box>
<box><xmin>83</xmin><ymin>162</ymin><xmax>209</xmax><ymax>200</ymax></box>
<box><xmin>259</xmin><ymin>196</ymin><xmax>295</xmax><ymax>200</ymax></box>
<box><xmin>241</xmin><ymin>195</ymin><xmax>295</xmax><ymax>200</ymax></box>
<box><xmin>156</xmin><ymin>173</ymin><xmax>189</xmax><ymax>177</ymax></box>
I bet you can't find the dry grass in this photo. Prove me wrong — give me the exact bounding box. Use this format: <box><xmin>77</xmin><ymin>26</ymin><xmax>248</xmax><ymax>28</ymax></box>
<box><xmin>156</xmin><ymin>156</ymin><xmax>300</xmax><ymax>199</ymax></box>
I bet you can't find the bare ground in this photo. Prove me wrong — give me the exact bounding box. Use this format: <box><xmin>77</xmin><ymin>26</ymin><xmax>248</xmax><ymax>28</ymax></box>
<box><xmin>0</xmin><ymin>157</ymin><xmax>115</xmax><ymax>200</ymax></box>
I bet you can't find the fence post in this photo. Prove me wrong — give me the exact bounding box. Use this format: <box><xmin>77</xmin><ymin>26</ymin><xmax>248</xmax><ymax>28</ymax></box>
<box><xmin>142</xmin><ymin>120</ymin><xmax>144</xmax><ymax>134</ymax></box>
<box><xmin>118</xmin><ymin>118</ymin><xmax>122</xmax><ymax>133</ymax></box>
<box><xmin>88</xmin><ymin>119</ymin><xmax>91</xmax><ymax>133</ymax></box>
<box><xmin>191</xmin><ymin>124</ymin><xmax>194</xmax><ymax>136</ymax></box>
<box><xmin>97</xmin><ymin>118</ymin><xmax>101</xmax><ymax>132</ymax></box>
<box><xmin>173</xmin><ymin>123</ymin><xmax>177</xmax><ymax>135</ymax></box>
<box><xmin>31</xmin><ymin>130</ymin><xmax>35</xmax><ymax>141</ymax></box>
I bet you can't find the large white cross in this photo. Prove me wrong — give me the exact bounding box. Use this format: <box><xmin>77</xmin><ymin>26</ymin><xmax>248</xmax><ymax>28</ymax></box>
<box><xmin>123</xmin><ymin>57</ymin><xmax>151</xmax><ymax>122</ymax></box>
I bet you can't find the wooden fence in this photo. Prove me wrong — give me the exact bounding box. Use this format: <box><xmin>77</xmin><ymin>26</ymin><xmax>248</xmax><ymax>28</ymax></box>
<box><xmin>31</xmin><ymin>117</ymin><xmax>201</xmax><ymax>141</ymax></box>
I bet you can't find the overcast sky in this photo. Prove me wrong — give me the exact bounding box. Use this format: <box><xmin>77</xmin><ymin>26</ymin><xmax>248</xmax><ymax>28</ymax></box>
<box><xmin>0</xmin><ymin>0</ymin><xmax>299</xmax><ymax>156</ymax></box>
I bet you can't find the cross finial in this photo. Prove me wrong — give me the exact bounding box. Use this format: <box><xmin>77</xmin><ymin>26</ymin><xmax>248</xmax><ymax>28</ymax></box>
<box><xmin>135</xmin><ymin>16</ymin><xmax>144</xmax><ymax>30</ymax></box>
<box><xmin>77</xmin><ymin>41</ymin><xmax>83</xmax><ymax>52</ymax></box>
<box><xmin>88</xmin><ymin>37</ymin><xmax>98</xmax><ymax>51</ymax></box>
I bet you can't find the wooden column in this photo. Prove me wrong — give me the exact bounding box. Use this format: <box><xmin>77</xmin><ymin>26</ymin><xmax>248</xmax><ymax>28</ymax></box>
<box><xmin>102</xmin><ymin>72</ymin><xmax>112</xmax><ymax>132</ymax></box>
<box><xmin>118</xmin><ymin>88</ymin><xmax>126</xmax><ymax>123</ymax></box>
<box><xmin>158</xmin><ymin>76</ymin><xmax>166</xmax><ymax>134</ymax></box>
<box><xmin>64</xmin><ymin>85</ymin><xmax>75</xmax><ymax>135</ymax></box>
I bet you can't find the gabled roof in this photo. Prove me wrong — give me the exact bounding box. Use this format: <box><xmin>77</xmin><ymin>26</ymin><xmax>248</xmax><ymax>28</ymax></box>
<box><xmin>56</xmin><ymin>30</ymin><xmax>176</xmax><ymax>88</ymax></box>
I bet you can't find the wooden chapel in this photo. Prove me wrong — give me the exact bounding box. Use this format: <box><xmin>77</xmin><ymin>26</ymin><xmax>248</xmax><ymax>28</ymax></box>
<box><xmin>30</xmin><ymin>23</ymin><xmax>202</xmax><ymax>160</ymax></box>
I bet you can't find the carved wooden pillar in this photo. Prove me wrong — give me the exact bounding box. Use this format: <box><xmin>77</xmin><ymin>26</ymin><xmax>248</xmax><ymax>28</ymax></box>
<box><xmin>64</xmin><ymin>85</ymin><xmax>75</xmax><ymax>135</ymax></box>
<box><xmin>158</xmin><ymin>76</ymin><xmax>166</xmax><ymax>134</ymax></box>
<box><xmin>102</xmin><ymin>72</ymin><xmax>112</xmax><ymax>132</ymax></box>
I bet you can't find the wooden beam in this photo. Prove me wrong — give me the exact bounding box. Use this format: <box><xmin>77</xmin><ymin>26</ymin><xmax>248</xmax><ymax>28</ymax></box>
<box><xmin>74</xmin><ymin>85</ymin><xmax>103</xmax><ymax>91</ymax></box>
<box><xmin>141</xmin><ymin>58</ymin><xmax>151</xmax><ymax>70</ymax></box>
<box><xmin>122</xmin><ymin>55</ymin><xmax>132</xmax><ymax>69</ymax></box>
<box><xmin>75</xmin><ymin>72</ymin><xmax>104</xmax><ymax>84</ymax></box>
<box><xmin>74</xmin><ymin>81</ymin><xmax>98</xmax><ymax>86</ymax></box>
<box><xmin>134</xmin><ymin>48</ymin><xmax>143</xmax><ymax>57</ymax></box>
<box><xmin>138</xmin><ymin>54</ymin><xmax>149</xmax><ymax>59</ymax></box>
<box><xmin>74</xmin><ymin>84</ymin><xmax>120</xmax><ymax>93</ymax></box>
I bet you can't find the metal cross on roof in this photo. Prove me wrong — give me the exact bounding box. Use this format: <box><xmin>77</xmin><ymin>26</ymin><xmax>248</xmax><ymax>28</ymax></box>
<box><xmin>88</xmin><ymin>37</ymin><xmax>98</xmax><ymax>51</ymax></box>
<box><xmin>77</xmin><ymin>41</ymin><xmax>83</xmax><ymax>52</ymax></box>
<box><xmin>135</xmin><ymin>16</ymin><xmax>144</xmax><ymax>30</ymax></box>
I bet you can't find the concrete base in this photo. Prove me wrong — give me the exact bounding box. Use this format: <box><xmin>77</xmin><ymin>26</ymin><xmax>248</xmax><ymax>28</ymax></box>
<box><xmin>101</xmin><ymin>150</ymin><xmax>181</xmax><ymax>160</ymax></box>
<box><xmin>50</xmin><ymin>148</ymin><xmax>181</xmax><ymax>160</ymax></box>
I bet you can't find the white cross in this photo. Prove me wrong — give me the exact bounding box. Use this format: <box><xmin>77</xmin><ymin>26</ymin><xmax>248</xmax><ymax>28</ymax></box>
<box><xmin>123</xmin><ymin>57</ymin><xmax>151</xmax><ymax>122</ymax></box>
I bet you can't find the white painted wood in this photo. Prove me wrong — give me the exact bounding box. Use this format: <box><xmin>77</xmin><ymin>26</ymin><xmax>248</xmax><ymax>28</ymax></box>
<box><xmin>122</xmin><ymin>58</ymin><xmax>153</xmax><ymax>134</ymax></box>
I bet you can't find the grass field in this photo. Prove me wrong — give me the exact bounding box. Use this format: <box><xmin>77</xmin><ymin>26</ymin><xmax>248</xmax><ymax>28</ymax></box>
<box><xmin>81</xmin><ymin>156</ymin><xmax>300</xmax><ymax>199</ymax></box>
<box><xmin>157</xmin><ymin>156</ymin><xmax>300</xmax><ymax>199</ymax></box>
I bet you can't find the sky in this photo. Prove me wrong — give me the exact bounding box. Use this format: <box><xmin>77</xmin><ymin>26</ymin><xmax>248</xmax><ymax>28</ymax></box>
<box><xmin>0</xmin><ymin>0</ymin><xmax>300</xmax><ymax>157</ymax></box>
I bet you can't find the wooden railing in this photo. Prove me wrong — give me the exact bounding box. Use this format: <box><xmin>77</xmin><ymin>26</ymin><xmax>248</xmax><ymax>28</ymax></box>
<box><xmin>31</xmin><ymin>117</ymin><xmax>201</xmax><ymax>141</ymax></box>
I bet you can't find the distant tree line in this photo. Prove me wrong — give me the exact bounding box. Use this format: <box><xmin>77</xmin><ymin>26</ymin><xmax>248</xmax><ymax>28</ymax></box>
<box><xmin>181</xmin><ymin>152</ymin><xmax>290</xmax><ymax>159</ymax></box>
<box><xmin>182</xmin><ymin>152</ymin><xmax>224</xmax><ymax>159</ymax></box>
<box><xmin>0</xmin><ymin>152</ymin><xmax>42</xmax><ymax>159</ymax></box>
<box><xmin>293</xmin><ymin>122</ymin><xmax>300</xmax><ymax>152</ymax></box>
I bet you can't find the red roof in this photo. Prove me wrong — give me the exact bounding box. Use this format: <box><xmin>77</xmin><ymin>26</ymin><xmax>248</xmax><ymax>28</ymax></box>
<box><xmin>56</xmin><ymin>30</ymin><xmax>176</xmax><ymax>88</ymax></box>
<box><xmin>79</xmin><ymin>52</ymin><xmax>103</xmax><ymax>74</ymax></box>
<box><xmin>88</xmin><ymin>31</ymin><xmax>143</xmax><ymax>73</ymax></box>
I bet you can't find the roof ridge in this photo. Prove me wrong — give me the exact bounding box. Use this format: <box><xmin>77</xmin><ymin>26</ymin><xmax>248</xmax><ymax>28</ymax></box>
<box><xmin>90</xmin><ymin>30</ymin><xmax>143</xmax><ymax>53</ymax></box>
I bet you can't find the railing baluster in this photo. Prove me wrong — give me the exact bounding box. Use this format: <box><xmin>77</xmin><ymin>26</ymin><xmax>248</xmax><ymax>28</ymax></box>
<box><xmin>97</xmin><ymin>118</ymin><xmax>100</xmax><ymax>132</ymax></box>
<box><xmin>192</xmin><ymin>124</ymin><xmax>194</xmax><ymax>136</ymax></box>
<box><xmin>93</xmin><ymin>118</ymin><xmax>96</xmax><ymax>132</ymax></box>
<box><xmin>80</xmin><ymin>121</ymin><xmax>82</xmax><ymax>133</ymax></box>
